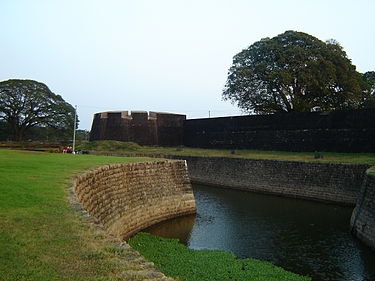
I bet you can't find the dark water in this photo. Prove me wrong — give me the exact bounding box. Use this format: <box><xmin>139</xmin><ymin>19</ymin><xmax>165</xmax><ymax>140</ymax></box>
<box><xmin>145</xmin><ymin>184</ymin><xmax>375</xmax><ymax>281</ymax></box>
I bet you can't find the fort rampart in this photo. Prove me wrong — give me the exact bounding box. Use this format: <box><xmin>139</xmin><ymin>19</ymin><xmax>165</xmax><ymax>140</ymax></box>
<box><xmin>183</xmin><ymin>109</ymin><xmax>375</xmax><ymax>152</ymax></box>
<box><xmin>73</xmin><ymin>160</ymin><xmax>196</xmax><ymax>239</ymax></box>
<box><xmin>89</xmin><ymin>111</ymin><xmax>186</xmax><ymax>146</ymax></box>
<box><xmin>90</xmin><ymin>109</ymin><xmax>375</xmax><ymax>152</ymax></box>
<box><xmin>351</xmin><ymin>170</ymin><xmax>375</xmax><ymax>250</ymax></box>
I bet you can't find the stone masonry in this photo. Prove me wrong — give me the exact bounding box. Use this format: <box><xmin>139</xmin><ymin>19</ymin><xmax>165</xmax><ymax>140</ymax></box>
<box><xmin>74</xmin><ymin>160</ymin><xmax>196</xmax><ymax>240</ymax></box>
<box><xmin>183</xmin><ymin>108</ymin><xmax>375</xmax><ymax>152</ymax></box>
<box><xmin>166</xmin><ymin>155</ymin><xmax>370</xmax><ymax>206</ymax></box>
<box><xmin>351</xmin><ymin>171</ymin><xmax>375</xmax><ymax>250</ymax></box>
<box><xmin>89</xmin><ymin>111</ymin><xmax>186</xmax><ymax>146</ymax></box>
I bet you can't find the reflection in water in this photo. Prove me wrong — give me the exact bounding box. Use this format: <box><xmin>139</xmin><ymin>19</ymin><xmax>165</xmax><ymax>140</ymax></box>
<box><xmin>145</xmin><ymin>184</ymin><xmax>375</xmax><ymax>281</ymax></box>
<box><xmin>144</xmin><ymin>214</ymin><xmax>196</xmax><ymax>245</ymax></box>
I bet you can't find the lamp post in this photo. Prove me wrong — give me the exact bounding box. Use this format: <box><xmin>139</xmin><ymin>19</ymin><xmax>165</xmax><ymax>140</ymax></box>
<box><xmin>72</xmin><ymin>105</ymin><xmax>77</xmax><ymax>154</ymax></box>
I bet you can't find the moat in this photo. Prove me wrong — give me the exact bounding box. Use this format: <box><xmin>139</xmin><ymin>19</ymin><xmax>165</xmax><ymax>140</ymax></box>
<box><xmin>145</xmin><ymin>184</ymin><xmax>375</xmax><ymax>281</ymax></box>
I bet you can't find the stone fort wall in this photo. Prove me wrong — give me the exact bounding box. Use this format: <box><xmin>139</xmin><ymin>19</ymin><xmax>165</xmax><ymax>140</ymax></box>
<box><xmin>351</xmin><ymin>170</ymin><xmax>375</xmax><ymax>250</ymax></box>
<box><xmin>90</xmin><ymin>153</ymin><xmax>371</xmax><ymax>206</ymax></box>
<box><xmin>90</xmin><ymin>109</ymin><xmax>375</xmax><ymax>152</ymax></box>
<box><xmin>73</xmin><ymin>160</ymin><xmax>196</xmax><ymax>239</ymax></box>
<box><xmin>183</xmin><ymin>109</ymin><xmax>375</xmax><ymax>152</ymax></box>
<box><xmin>165</xmin><ymin>155</ymin><xmax>370</xmax><ymax>205</ymax></box>
<box><xmin>89</xmin><ymin>111</ymin><xmax>186</xmax><ymax>146</ymax></box>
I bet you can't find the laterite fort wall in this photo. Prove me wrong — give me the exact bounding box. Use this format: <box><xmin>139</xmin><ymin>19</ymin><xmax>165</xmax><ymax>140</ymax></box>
<box><xmin>74</xmin><ymin>160</ymin><xmax>196</xmax><ymax>239</ymax></box>
<box><xmin>183</xmin><ymin>109</ymin><xmax>375</xmax><ymax>152</ymax></box>
<box><xmin>166</xmin><ymin>155</ymin><xmax>370</xmax><ymax>205</ymax></box>
<box><xmin>351</xmin><ymin>171</ymin><xmax>375</xmax><ymax>250</ymax></box>
<box><xmin>90</xmin><ymin>111</ymin><xmax>186</xmax><ymax>146</ymax></box>
<box><xmin>89</xmin><ymin>109</ymin><xmax>375</xmax><ymax>152</ymax></box>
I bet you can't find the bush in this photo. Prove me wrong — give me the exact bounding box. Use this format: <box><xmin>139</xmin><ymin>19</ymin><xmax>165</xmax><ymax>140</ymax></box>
<box><xmin>76</xmin><ymin>140</ymin><xmax>141</xmax><ymax>152</ymax></box>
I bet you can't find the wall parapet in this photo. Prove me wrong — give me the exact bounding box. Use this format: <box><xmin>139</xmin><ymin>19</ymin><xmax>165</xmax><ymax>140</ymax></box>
<box><xmin>74</xmin><ymin>160</ymin><xmax>196</xmax><ymax>239</ymax></box>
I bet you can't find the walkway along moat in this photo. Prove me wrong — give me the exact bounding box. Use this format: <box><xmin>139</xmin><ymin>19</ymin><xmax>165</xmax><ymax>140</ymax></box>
<box><xmin>145</xmin><ymin>184</ymin><xmax>375</xmax><ymax>281</ymax></box>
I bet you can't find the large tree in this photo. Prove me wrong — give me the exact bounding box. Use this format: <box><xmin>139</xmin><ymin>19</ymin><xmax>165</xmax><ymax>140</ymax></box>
<box><xmin>0</xmin><ymin>79</ymin><xmax>77</xmax><ymax>141</ymax></box>
<box><xmin>223</xmin><ymin>31</ymin><xmax>370</xmax><ymax>114</ymax></box>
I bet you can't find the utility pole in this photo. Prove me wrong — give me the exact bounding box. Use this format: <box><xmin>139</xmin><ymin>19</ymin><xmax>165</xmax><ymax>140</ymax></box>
<box><xmin>72</xmin><ymin>105</ymin><xmax>77</xmax><ymax>154</ymax></box>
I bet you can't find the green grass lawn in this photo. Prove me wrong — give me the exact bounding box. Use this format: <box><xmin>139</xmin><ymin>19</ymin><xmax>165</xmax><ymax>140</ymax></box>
<box><xmin>129</xmin><ymin>233</ymin><xmax>311</xmax><ymax>281</ymax></box>
<box><xmin>0</xmin><ymin>149</ymin><xmax>155</xmax><ymax>281</ymax></box>
<box><xmin>76</xmin><ymin>140</ymin><xmax>375</xmax><ymax>165</ymax></box>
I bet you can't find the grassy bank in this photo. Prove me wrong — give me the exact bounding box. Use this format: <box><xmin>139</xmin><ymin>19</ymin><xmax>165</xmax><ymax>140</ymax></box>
<box><xmin>76</xmin><ymin>140</ymin><xmax>375</xmax><ymax>165</ymax></box>
<box><xmin>129</xmin><ymin>232</ymin><xmax>311</xmax><ymax>281</ymax></box>
<box><xmin>0</xmin><ymin>149</ymin><xmax>156</xmax><ymax>281</ymax></box>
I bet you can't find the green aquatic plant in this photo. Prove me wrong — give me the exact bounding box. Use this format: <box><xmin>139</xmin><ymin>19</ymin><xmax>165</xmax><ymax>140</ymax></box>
<box><xmin>129</xmin><ymin>232</ymin><xmax>311</xmax><ymax>281</ymax></box>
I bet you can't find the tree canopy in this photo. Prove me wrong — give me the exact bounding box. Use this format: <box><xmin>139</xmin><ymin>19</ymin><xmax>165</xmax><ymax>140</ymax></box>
<box><xmin>0</xmin><ymin>79</ymin><xmax>77</xmax><ymax>141</ymax></box>
<box><xmin>223</xmin><ymin>31</ymin><xmax>373</xmax><ymax>114</ymax></box>
<box><xmin>363</xmin><ymin>71</ymin><xmax>375</xmax><ymax>93</ymax></box>
<box><xmin>361</xmin><ymin>71</ymin><xmax>375</xmax><ymax>108</ymax></box>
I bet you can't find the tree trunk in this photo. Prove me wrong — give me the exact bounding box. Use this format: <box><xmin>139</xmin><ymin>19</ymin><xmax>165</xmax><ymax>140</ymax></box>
<box><xmin>13</xmin><ymin>128</ymin><xmax>23</xmax><ymax>142</ymax></box>
<box><xmin>11</xmin><ymin>124</ymin><xmax>25</xmax><ymax>142</ymax></box>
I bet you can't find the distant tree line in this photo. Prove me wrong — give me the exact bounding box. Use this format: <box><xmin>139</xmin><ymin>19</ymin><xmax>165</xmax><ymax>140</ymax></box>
<box><xmin>0</xmin><ymin>119</ymin><xmax>90</xmax><ymax>142</ymax></box>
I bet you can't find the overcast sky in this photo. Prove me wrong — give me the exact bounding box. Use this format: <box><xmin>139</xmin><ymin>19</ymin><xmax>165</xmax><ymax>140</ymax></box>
<box><xmin>1</xmin><ymin>0</ymin><xmax>374</xmax><ymax>129</ymax></box>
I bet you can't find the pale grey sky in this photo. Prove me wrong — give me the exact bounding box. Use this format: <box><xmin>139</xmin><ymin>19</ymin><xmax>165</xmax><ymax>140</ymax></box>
<box><xmin>1</xmin><ymin>0</ymin><xmax>374</xmax><ymax>129</ymax></box>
